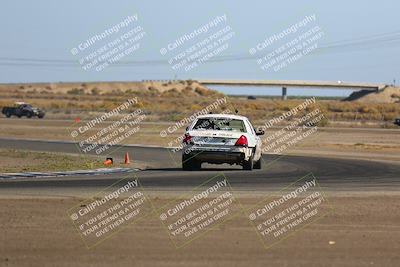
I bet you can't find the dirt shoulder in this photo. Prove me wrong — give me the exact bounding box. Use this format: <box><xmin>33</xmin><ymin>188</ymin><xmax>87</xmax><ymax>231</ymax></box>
<box><xmin>1</xmin><ymin>195</ymin><xmax>399</xmax><ymax>267</ymax></box>
<box><xmin>0</xmin><ymin>149</ymin><xmax>103</xmax><ymax>173</ymax></box>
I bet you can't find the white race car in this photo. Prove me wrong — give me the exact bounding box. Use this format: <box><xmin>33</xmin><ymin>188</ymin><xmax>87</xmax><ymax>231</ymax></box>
<box><xmin>181</xmin><ymin>114</ymin><xmax>264</xmax><ymax>171</ymax></box>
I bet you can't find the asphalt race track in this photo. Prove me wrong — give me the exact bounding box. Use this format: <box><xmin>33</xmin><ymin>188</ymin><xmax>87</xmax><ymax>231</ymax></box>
<box><xmin>0</xmin><ymin>138</ymin><xmax>399</xmax><ymax>192</ymax></box>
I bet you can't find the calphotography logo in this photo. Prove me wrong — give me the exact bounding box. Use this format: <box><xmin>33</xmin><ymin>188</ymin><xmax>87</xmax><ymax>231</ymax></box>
<box><xmin>159</xmin><ymin>14</ymin><xmax>235</xmax><ymax>72</ymax></box>
<box><xmin>245</xmin><ymin>173</ymin><xmax>332</xmax><ymax>250</ymax></box>
<box><xmin>68</xmin><ymin>97</ymin><xmax>146</xmax><ymax>156</ymax></box>
<box><xmin>70</xmin><ymin>14</ymin><xmax>146</xmax><ymax>72</ymax></box>
<box><xmin>258</xmin><ymin>97</ymin><xmax>326</xmax><ymax>156</ymax></box>
<box><xmin>157</xmin><ymin>96</ymin><xmax>238</xmax><ymax>167</ymax></box>
<box><xmin>249</xmin><ymin>14</ymin><xmax>324</xmax><ymax>72</ymax></box>
<box><xmin>159</xmin><ymin>97</ymin><xmax>228</xmax><ymax>139</ymax></box>
<box><xmin>156</xmin><ymin>174</ymin><xmax>242</xmax><ymax>248</ymax></box>
<box><xmin>67</xmin><ymin>177</ymin><xmax>153</xmax><ymax>248</ymax></box>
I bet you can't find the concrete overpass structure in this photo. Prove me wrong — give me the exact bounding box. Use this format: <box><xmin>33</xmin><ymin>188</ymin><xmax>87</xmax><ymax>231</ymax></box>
<box><xmin>196</xmin><ymin>79</ymin><xmax>387</xmax><ymax>99</ymax></box>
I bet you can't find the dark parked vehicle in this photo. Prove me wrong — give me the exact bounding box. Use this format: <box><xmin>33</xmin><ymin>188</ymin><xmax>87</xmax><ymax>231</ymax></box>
<box><xmin>2</xmin><ymin>102</ymin><xmax>45</xmax><ymax>118</ymax></box>
<box><xmin>394</xmin><ymin>118</ymin><xmax>400</xmax><ymax>126</ymax></box>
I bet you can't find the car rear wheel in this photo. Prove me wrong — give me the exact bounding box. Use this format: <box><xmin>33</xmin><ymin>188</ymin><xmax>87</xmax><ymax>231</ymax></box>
<box><xmin>243</xmin><ymin>155</ymin><xmax>254</xmax><ymax>170</ymax></box>
<box><xmin>5</xmin><ymin>112</ymin><xmax>11</xmax><ymax>118</ymax></box>
<box><xmin>182</xmin><ymin>160</ymin><xmax>201</xmax><ymax>171</ymax></box>
<box><xmin>182</xmin><ymin>155</ymin><xmax>201</xmax><ymax>171</ymax></box>
<box><xmin>254</xmin><ymin>158</ymin><xmax>262</xmax><ymax>169</ymax></box>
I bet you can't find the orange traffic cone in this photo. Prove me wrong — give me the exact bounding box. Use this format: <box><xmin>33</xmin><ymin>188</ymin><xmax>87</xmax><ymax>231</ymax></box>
<box><xmin>103</xmin><ymin>158</ymin><xmax>113</xmax><ymax>166</ymax></box>
<box><xmin>124</xmin><ymin>152</ymin><xmax>130</xmax><ymax>164</ymax></box>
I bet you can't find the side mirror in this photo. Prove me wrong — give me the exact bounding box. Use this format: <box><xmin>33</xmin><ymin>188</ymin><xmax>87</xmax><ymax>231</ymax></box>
<box><xmin>256</xmin><ymin>130</ymin><xmax>265</xmax><ymax>136</ymax></box>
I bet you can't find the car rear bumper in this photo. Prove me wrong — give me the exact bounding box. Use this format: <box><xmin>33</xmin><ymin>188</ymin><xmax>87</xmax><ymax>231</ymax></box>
<box><xmin>182</xmin><ymin>145</ymin><xmax>253</xmax><ymax>164</ymax></box>
<box><xmin>184</xmin><ymin>151</ymin><xmax>245</xmax><ymax>165</ymax></box>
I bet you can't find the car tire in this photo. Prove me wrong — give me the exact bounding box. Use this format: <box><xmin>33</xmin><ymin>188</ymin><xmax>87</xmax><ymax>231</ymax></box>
<box><xmin>243</xmin><ymin>155</ymin><xmax>254</xmax><ymax>170</ymax></box>
<box><xmin>182</xmin><ymin>154</ymin><xmax>191</xmax><ymax>171</ymax></box>
<box><xmin>5</xmin><ymin>112</ymin><xmax>11</xmax><ymax>118</ymax></box>
<box><xmin>182</xmin><ymin>154</ymin><xmax>201</xmax><ymax>171</ymax></box>
<box><xmin>182</xmin><ymin>159</ymin><xmax>201</xmax><ymax>171</ymax></box>
<box><xmin>254</xmin><ymin>158</ymin><xmax>262</xmax><ymax>169</ymax></box>
<box><xmin>192</xmin><ymin>161</ymin><xmax>201</xmax><ymax>171</ymax></box>
<box><xmin>182</xmin><ymin>160</ymin><xmax>191</xmax><ymax>171</ymax></box>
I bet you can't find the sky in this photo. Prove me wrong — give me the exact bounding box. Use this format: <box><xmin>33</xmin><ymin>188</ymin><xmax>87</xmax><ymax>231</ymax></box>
<box><xmin>0</xmin><ymin>0</ymin><xmax>399</xmax><ymax>96</ymax></box>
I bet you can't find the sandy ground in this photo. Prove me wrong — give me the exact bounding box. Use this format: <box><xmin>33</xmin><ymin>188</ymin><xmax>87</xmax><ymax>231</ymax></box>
<box><xmin>0</xmin><ymin>193</ymin><xmax>399</xmax><ymax>267</ymax></box>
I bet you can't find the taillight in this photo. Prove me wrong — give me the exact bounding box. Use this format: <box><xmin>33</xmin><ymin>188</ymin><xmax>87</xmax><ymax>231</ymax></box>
<box><xmin>183</xmin><ymin>134</ymin><xmax>192</xmax><ymax>144</ymax></box>
<box><xmin>235</xmin><ymin>135</ymin><xmax>248</xmax><ymax>147</ymax></box>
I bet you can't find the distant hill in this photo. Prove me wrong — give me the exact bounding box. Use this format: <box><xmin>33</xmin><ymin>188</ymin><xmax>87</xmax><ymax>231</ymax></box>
<box><xmin>0</xmin><ymin>80</ymin><xmax>217</xmax><ymax>96</ymax></box>
<box><xmin>344</xmin><ymin>87</ymin><xmax>400</xmax><ymax>103</ymax></box>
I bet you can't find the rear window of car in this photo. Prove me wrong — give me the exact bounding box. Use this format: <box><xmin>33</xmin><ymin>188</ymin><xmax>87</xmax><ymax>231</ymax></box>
<box><xmin>192</xmin><ymin>118</ymin><xmax>246</xmax><ymax>132</ymax></box>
